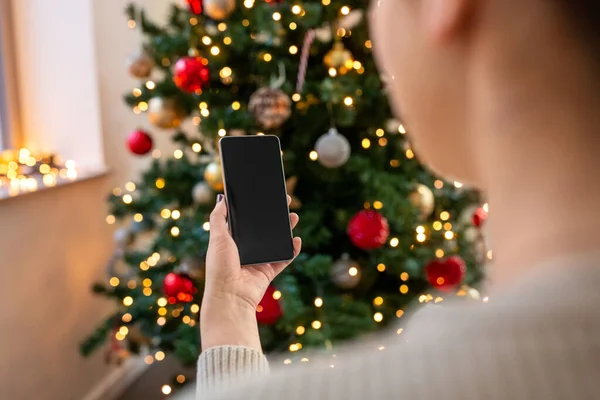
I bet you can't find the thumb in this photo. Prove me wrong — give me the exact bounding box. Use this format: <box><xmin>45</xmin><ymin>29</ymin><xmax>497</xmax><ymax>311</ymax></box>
<box><xmin>209</xmin><ymin>195</ymin><xmax>228</xmax><ymax>237</ymax></box>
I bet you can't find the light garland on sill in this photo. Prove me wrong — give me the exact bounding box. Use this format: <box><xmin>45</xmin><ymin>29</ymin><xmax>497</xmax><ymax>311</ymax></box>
<box><xmin>0</xmin><ymin>148</ymin><xmax>77</xmax><ymax>197</ymax></box>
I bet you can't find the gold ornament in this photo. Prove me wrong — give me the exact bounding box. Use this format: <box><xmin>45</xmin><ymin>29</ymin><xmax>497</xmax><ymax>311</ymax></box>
<box><xmin>249</xmin><ymin>87</ymin><xmax>292</xmax><ymax>130</ymax></box>
<box><xmin>126</xmin><ymin>50</ymin><xmax>154</xmax><ymax>78</ymax></box>
<box><xmin>330</xmin><ymin>254</ymin><xmax>361</xmax><ymax>289</ymax></box>
<box><xmin>148</xmin><ymin>97</ymin><xmax>186</xmax><ymax>129</ymax></box>
<box><xmin>286</xmin><ymin>176</ymin><xmax>301</xmax><ymax>210</ymax></box>
<box><xmin>409</xmin><ymin>183</ymin><xmax>435</xmax><ymax>219</ymax></box>
<box><xmin>204</xmin><ymin>161</ymin><xmax>224</xmax><ymax>191</ymax></box>
<box><xmin>324</xmin><ymin>42</ymin><xmax>354</xmax><ymax>75</ymax></box>
<box><xmin>203</xmin><ymin>0</ymin><xmax>236</xmax><ymax>20</ymax></box>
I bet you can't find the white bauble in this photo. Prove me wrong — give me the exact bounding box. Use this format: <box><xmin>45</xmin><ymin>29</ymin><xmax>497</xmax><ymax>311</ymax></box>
<box><xmin>330</xmin><ymin>254</ymin><xmax>361</xmax><ymax>289</ymax></box>
<box><xmin>192</xmin><ymin>182</ymin><xmax>213</xmax><ymax>205</ymax></box>
<box><xmin>315</xmin><ymin>128</ymin><xmax>351</xmax><ymax>168</ymax></box>
<box><xmin>114</xmin><ymin>227</ymin><xmax>134</xmax><ymax>248</ymax></box>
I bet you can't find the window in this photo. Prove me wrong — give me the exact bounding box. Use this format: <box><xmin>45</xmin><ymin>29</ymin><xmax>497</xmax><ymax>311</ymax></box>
<box><xmin>0</xmin><ymin>0</ymin><xmax>20</xmax><ymax>150</ymax></box>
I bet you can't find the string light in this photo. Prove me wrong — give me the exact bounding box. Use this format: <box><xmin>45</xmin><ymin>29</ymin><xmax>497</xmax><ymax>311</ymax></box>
<box><xmin>292</xmin><ymin>93</ymin><xmax>301</xmax><ymax>102</ymax></box>
<box><xmin>177</xmin><ymin>375</ymin><xmax>186</xmax><ymax>384</ymax></box>
<box><xmin>263</xmin><ymin>53</ymin><xmax>272</xmax><ymax>62</ymax></box>
<box><xmin>109</xmin><ymin>277</ymin><xmax>120</xmax><ymax>287</ymax></box>
<box><xmin>157</xmin><ymin>317</ymin><xmax>166</xmax><ymax>326</ymax></box>
<box><xmin>390</xmin><ymin>237</ymin><xmax>399</xmax><ymax>247</ymax></box>
<box><xmin>289</xmin><ymin>45</ymin><xmax>298</xmax><ymax>55</ymax></box>
<box><xmin>220</xmin><ymin>67</ymin><xmax>232</xmax><ymax>78</ymax></box>
<box><xmin>373</xmin><ymin>297</ymin><xmax>384</xmax><ymax>306</ymax></box>
<box><xmin>444</xmin><ymin>231</ymin><xmax>454</xmax><ymax>240</ymax></box>
<box><xmin>444</xmin><ymin>222</ymin><xmax>452</xmax><ymax>230</ymax></box>
<box><xmin>231</xmin><ymin>101</ymin><xmax>241</xmax><ymax>110</ymax></box>
<box><xmin>487</xmin><ymin>250</ymin><xmax>493</xmax><ymax>260</ymax></box>
<box><xmin>182</xmin><ymin>316</ymin><xmax>191</xmax><ymax>324</ymax></box>
<box><xmin>400</xmin><ymin>272</ymin><xmax>409</xmax><ymax>281</ymax></box>
<box><xmin>242</xmin><ymin>19</ymin><xmax>250</xmax><ymax>26</ymax></box>
<box><xmin>376</xmin><ymin>128</ymin><xmax>385</xmax><ymax>137</ymax></box>
<box><xmin>132</xmin><ymin>88</ymin><xmax>142</xmax><ymax>97</ymax></box>
<box><xmin>223</xmin><ymin>37</ymin><xmax>232</xmax><ymax>45</ymax></box>
<box><xmin>341</xmin><ymin>6</ymin><xmax>350</xmax><ymax>15</ymax></box>
<box><xmin>244</xmin><ymin>0</ymin><xmax>254</xmax><ymax>8</ymax></box>
<box><xmin>123</xmin><ymin>296</ymin><xmax>134</xmax><ymax>306</ymax></box>
<box><xmin>128</xmin><ymin>19</ymin><xmax>136</xmax><ymax>28</ymax></box>
<box><xmin>122</xmin><ymin>313</ymin><xmax>132</xmax><ymax>323</ymax></box>
<box><xmin>157</xmin><ymin>298</ymin><xmax>167</xmax><ymax>307</ymax></box>
<box><xmin>143</xmin><ymin>288</ymin><xmax>152</xmax><ymax>296</ymax></box>
<box><xmin>273</xmin><ymin>290</ymin><xmax>282</xmax><ymax>300</ymax></box>
<box><xmin>436</xmin><ymin>249</ymin><xmax>445</xmax><ymax>258</ymax></box>
<box><xmin>398</xmin><ymin>124</ymin><xmax>406</xmax><ymax>134</ymax></box>
<box><xmin>399</xmin><ymin>285</ymin><xmax>409</xmax><ymax>294</ymax></box>
<box><xmin>192</xmin><ymin>143</ymin><xmax>202</xmax><ymax>152</ymax></box>
<box><xmin>314</xmin><ymin>297</ymin><xmax>323</xmax><ymax>307</ymax></box>
<box><xmin>201</xmin><ymin>108</ymin><xmax>210</xmax><ymax>117</ymax></box>
<box><xmin>309</xmin><ymin>151</ymin><xmax>318</xmax><ymax>161</ymax></box>
<box><xmin>158</xmin><ymin>307</ymin><xmax>167</xmax><ymax>316</ymax></box>
<box><xmin>416</xmin><ymin>233</ymin><xmax>426</xmax><ymax>242</ymax></box>
<box><xmin>377</xmin><ymin>263</ymin><xmax>386</xmax><ymax>272</ymax></box>
<box><xmin>362</xmin><ymin>138</ymin><xmax>371</xmax><ymax>148</ymax></box>
<box><xmin>440</xmin><ymin>211</ymin><xmax>450</xmax><ymax>221</ymax></box>
<box><xmin>312</xmin><ymin>320</ymin><xmax>322</xmax><ymax>330</ymax></box>
<box><xmin>172</xmin><ymin>210</ymin><xmax>181</xmax><ymax>220</ymax></box>
<box><xmin>454</xmin><ymin>181</ymin><xmax>464</xmax><ymax>188</ymax></box>
<box><xmin>344</xmin><ymin>97</ymin><xmax>353</xmax><ymax>106</ymax></box>
<box><xmin>203</xmin><ymin>222</ymin><xmax>210</xmax><ymax>231</ymax></box>
<box><xmin>171</xmin><ymin>227</ymin><xmax>180</xmax><ymax>237</ymax></box>
<box><xmin>289</xmin><ymin>22</ymin><xmax>297</xmax><ymax>30</ymax></box>
<box><xmin>155</xmin><ymin>178</ymin><xmax>165</xmax><ymax>189</ymax></box>
<box><xmin>396</xmin><ymin>310</ymin><xmax>404</xmax><ymax>318</ymax></box>
<box><xmin>161</xmin><ymin>209</ymin><xmax>171</xmax><ymax>219</ymax></box>
<box><xmin>434</xmin><ymin>180</ymin><xmax>444</xmax><ymax>189</ymax></box>
<box><xmin>133</xmin><ymin>213</ymin><xmax>143</xmax><ymax>222</ymax></box>
<box><xmin>373</xmin><ymin>312</ymin><xmax>383</xmax><ymax>322</ymax></box>
<box><xmin>218</xmin><ymin>129</ymin><xmax>226</xmax><ymax>137</ymax></box>
<box><xmin>433</xmin><ymin>221</ymin><xmax>443</xmax><ymax>231</ymax></box>
<box><xmin>190</xmin><ymin>17</ymin><xmax>198</xmax><ymax>25</ymax></box>
<box><xmin>296</xmin><ymin>326</ymin><xmax>305</xmax><ymax>335</ymax></box>
<box><xmin>272</xmin><ymin>12</ymin><xmax>282</xmax><ymax>21</ymax></box>
<box><xmin>210</xmin><ymin>46</ymin><xmax>220</xmax><ymax>56</ymax></box>
<box><xmin>365</xmin><ymin>40</ymin><xmax>372</xmax><ymax>49</ymax></box>
<box><xmin>378</xmin><ymin>138</ymin><xmax>388</xmax><ymax>146</ymax></box>
<box><xmin>328</xmin><ymin>68</ymin><xmax>337</xmax><ymax>77</ymax></box>
<box><xmin>373</xmin><ymin>201</ymin><xmax>383</xmax><ymax>209</ymax></box>
<box><xmin>146</xmin><ymin>81</ymin><xmax>155</xmax><ymax>90</ymax></box>
<box><xmin>128</xmin><ymin>281</ymin><xmax>137</xmax><ymax>289</ymax></box>
<box><xmin>322</xmin><ymin>0</ymin><xmax>331</xmax><ymax>5</ymax></box>
<box><xmin>191</xmin><ymin>304</ymin><xmax>200</xmax><ymax>313</ymax></box>
<box><xmin>106</xmin><ymin>215</ymin><xmax>116</xmax><ymax>225</ymax></box>
<box><xmin>284</xmin><ymin>359</ymin><xmax>292</xmax><ymax>365</ymax></box>
<box><xmin>348</xmin><ymin>266</ymin><xmax>359</xmax><ymax>276</ymax></box>
<box><xmin>483</xmin><ymin>203</ymin><xmax>489</xmax><ymax>213</ymax></box>
<box><xmin>406</xmin><ymin>149</ymin><xmax>415</xmax><ymax>159</ymax></box>
<box><xmin>161</xmin><ymin>385</ymin><xmax>172</xmax><ymax>395</ymax></box>
<box><xmin>140</xmin><ymin>261</ymin><xmax>149</xmax><ymax>271</ymax></box>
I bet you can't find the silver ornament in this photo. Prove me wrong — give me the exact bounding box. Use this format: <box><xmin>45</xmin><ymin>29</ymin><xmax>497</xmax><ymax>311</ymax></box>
<box><xmin>192</xmin><ymin>182</ymin><xmax>213</xmax><ymax>204</ymax></box>
<box><xmin>113</xmin><ymin>228</ymin><xmax>134</xmax><ymax>248</ymax></box>
<box><xmin>181</xmin><ymin>256</ymin><xmax>206</xmax><ymax>280</ymax></box>
<box><xmin>315</xmin><ymin>128</ymin><xmax>351</xmax><ymax>168</ymax></box>
<box><xmin>331</xmin><ymin>254</ymin><xmax>361</xmax><ymax>289</ymax></box>
<box><xmin>203</xmin><ymin>0</ymin><xmax>236</xmax><ymax>20</ymax></box>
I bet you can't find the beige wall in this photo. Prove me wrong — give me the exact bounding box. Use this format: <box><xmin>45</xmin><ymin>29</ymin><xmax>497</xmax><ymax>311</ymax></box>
<box><xmin>0</xmin><ymin>0</ymin><xmax>175</xmax><ymax>398</ymax></box>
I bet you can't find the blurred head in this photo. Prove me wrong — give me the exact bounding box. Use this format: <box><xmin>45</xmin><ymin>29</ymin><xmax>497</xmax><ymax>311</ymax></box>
<box><xmin>369</xmin><ymin>0</ymin><xmax>600</xmax><ymax>188</ymax></box>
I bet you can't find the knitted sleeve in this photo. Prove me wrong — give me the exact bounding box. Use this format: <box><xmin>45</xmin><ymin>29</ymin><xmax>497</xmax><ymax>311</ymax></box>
<box><xmin>195</xmin><ymin>346</ymin><xmax>269</xmax><ymax>399</ymax></box>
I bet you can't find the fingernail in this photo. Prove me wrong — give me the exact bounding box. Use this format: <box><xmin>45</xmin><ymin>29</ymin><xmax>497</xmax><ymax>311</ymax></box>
<box><xmin>216</xmin><ymin>194</ymin><xmax>224</xmax><ymax>203</ymax></box>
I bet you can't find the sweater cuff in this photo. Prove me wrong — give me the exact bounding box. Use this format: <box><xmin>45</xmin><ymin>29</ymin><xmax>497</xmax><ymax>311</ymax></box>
<box><xmin>196</xmin><ymin>346</ymin><xmax>269</xmax><ymax>399</ymax></box>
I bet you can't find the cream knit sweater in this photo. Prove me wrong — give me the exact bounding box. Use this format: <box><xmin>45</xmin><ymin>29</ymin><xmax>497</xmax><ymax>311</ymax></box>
<box><xmin>189</xmin><ymin>256</ymin><xmax>600</xmax><ymax>400</ymax></box>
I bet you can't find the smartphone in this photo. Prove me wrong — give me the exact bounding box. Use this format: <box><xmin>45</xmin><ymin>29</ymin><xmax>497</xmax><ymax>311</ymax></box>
<box><xmin>219</xmin><ymin>135</ymin><xmax>295</xmax><ymax>266</ymax></box>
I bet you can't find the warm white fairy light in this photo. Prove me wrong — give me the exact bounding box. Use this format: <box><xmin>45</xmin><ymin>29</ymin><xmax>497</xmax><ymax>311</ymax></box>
<box><xmin>218</xmin><ymin>22</ymin><xmax>227</xmax><ymax>31</ymax></box>
<box><xmin>146</xmin><ymin>81</ymin><xmax>155</xmax><ymax>89</ymax></box>
<box><xmin>273</xmin><ymin>12</ymin><xmax>282</xmax><ymax>21</ymax></box>
<box><xmin>328</xmin><ymin>68</ymin><xmax>337</xmax><ymax>77</ymax></box>
<box><xmin>390</xmin><ymin>237</ymin><xmax>399</xmax><ymax>247</ymax></box>
<box><xmin>161</xmin><ymin>385</ymin><xmax>172</xmax><ymax>395</ymax></box>
<box><xmin>244</xmin><ymin>0</ymin><xmax>254</xmax><ymax>8</ymax></box>
<box><xmin>341</xmin><ymin>6</ymin><xmax>350</xmax><ymax>15</ymax></box>
<box><xmin>210</xmin><ymin>46</ymin><xmax>220</xmax><ymax>55</ymax></box>
<box><xmin>171</xmin><ymin>226</ymin><xmax>180</xmax><ymax>237</ymax></box>
<box><xmin>192</xmin><ymin>143</ymin><xmax>202</xmax><ymax>152</ymax></box>
<box><xmin>218</xmin><ymin>129</ymin><xmax>227</xmax><ymax>137</ymax></box>
<box><xmin>344</xmin><ymin>97</ymin><xmax>353</xmax><ymax>106</ymax></box>
<box><xmin>289</xmin><ymin>45</ymin><xmax>298</xmax><ymax>54</ymax></box>
<box><xmin>289</xmin><ymin>22</ymin><xmax>297</xmax><ymax>30</ymax></box>
<box><xmin>309</xmin><ymin>151</ymin><xmax>318</xmax><ymax>161</ymax></box>
<box><xmin>273</xmin><ymin>290</ymin><xmax>282</xmax><ymax>300</ymax></box>
<box><xmin>203</xmin><ymin>221</ymin><xmax>210</xmax><ymax>231</ymax></box>
<box><xmin>314</xmin><ymin>297</ymin><xmax>323</xmax><ymax>307</ymax></box>
<box><xmin>373</xmin><ymin>312</ymin><xmax>383</xmax><ymax>322</ymax></box>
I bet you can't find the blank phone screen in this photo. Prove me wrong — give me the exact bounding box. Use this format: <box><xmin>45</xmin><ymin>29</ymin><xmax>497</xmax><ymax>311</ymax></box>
<box><xmin>219</xmin><ymin>136</ymin><xmax>295</xmax><ymax>265</ymax></box>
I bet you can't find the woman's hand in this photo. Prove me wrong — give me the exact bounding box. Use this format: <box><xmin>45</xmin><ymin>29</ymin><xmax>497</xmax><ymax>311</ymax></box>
<box><xmin>200</xmin><ymin>194</ymin><xmax>302</xmax><ymax>351</ymax></box>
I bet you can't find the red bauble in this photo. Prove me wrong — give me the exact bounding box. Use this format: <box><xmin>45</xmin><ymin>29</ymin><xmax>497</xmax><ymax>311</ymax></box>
<box><xmin>347</xmin><ymin>210</ymin><xmax>390</xmax><ymax>250</ymax></box>
<box><xmin>127</xmin><ymin>129</ymin><xmax>153</xmax><ymax>155</ymax></box>
<box><xmin>173</xmin><ymin>56</ymin><xmax>209</xmax><ymax>93</ymax></box>
<box><xmin>163</xmin><ymin>273</ymin><xmax>197</xmax><ymax>303</ymax></box>
<box><xmin>425</xmin><ymin>256</ymin><xmax>466</xmax><ymax>292</ymax></box>
<box><xmin>472</xmin><ymin>207</ymin><xmax>488</xmax><ymax>227</ymax></box>
<box><xmin>256</xmin><ymin>286</ymin><xmax>282</xmax><ymax>325</ymax></box>
<box><xmin>186</xmin><ymin>0</ymin><xmax>202</xmax><ymax>14</ymax></box>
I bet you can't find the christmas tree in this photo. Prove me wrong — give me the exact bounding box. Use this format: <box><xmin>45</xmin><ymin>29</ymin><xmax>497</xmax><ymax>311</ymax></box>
<box><xmin>82</xmin><ymin>0</ymin><xmax>487</xmax><ymax>390</ymax></box>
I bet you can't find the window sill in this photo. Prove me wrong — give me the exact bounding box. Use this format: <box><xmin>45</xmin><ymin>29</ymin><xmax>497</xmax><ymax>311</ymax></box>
<box><xmin>0</xmin><ymin>167</ymin><xmax>109</xmax><ymax>201</ymax></box>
